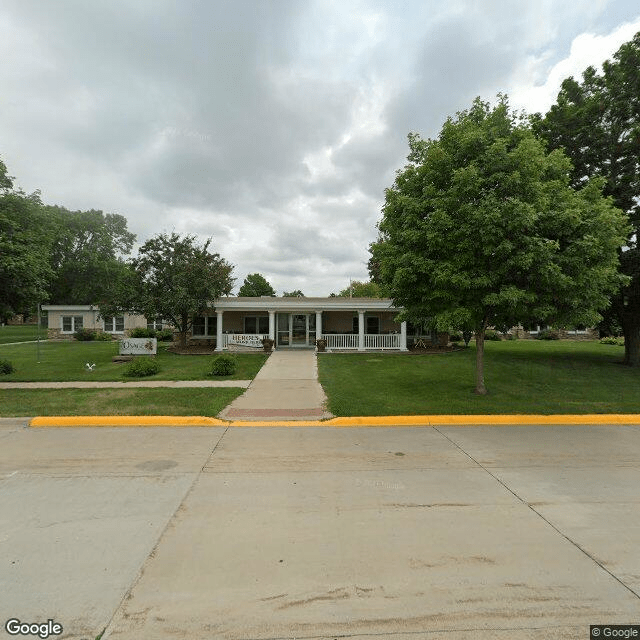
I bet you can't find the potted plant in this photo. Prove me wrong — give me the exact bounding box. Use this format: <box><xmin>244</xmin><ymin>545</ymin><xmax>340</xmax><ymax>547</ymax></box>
<box><xmin>315</xmin><ymin>338</ymin><xmax>327</xmax><ymax>352</ymax></box>
<box><xmin>261</xmin><ymin>338</ymin><xmax>275</xmax><ymax>352</ymax></box>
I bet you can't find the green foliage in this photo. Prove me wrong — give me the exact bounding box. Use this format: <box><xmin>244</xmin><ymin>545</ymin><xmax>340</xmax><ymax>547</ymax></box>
<box><xmin>155</xmin><ymin>328</ymin><xmax>174</xmax><ymax>341</ymax></box>
<box><xmin>124</xmin><ymin>357</ymin><xmax>160</xmax><ymax>378</ymax></box>
<box><xmin>282</xmin><ymin>290</ymin><xmax>304</xmax><ymax>297</ymax></box>
<box><xmin>238</xmin><ymin>273</ymin><xmax>276</xmax><ymax>297</ymax></box>
<box><xmin>335</xmin><ymin>280</ymin><xmax>384</xmax><ymax>298</ymax></box>
<box><xmin>74</xmin><ymin>328</ymin><xmax>96</xmax><ymax>341</ymax></box>
<box><xmin>93</xmin><ymin>331</ymin><xmax>114</xmax><ymax>341</ymax></box>
<box><xmin>0</xmin><ymin>159</ymin><xmax>53</xmax><ymax>320</ymax></box>
<box><xmin>536</xmin><ymin>330</ymin><xmax>560</xmax><ymax>340</ymax></box>
<box><xmin>46</xmin><ymin>206</ymin><xmax>135</xmax><ymax>305</ymax></box>
<box><xmin>484</xmin><ymin>330</ymin><xmax>502</xmax><ymax>341</ymax></box>
<box><xmin>600</xmin><ymin>336</ymin><xmax>624</xmax><ymax>346</ymax></box>
<box><xmin>100</xmin><ymin>233</ymin><xmax>234</xmax><ymax>348</ymax></box>
<box><xmin>449</xmin><ymin>333</ymin><xmax>462</xmax><ymax>342</ymax></box>
<box><xmin>130</xmin><ymin>327</ymin><xmax>155</xmax><ymax>338</ymax></box>
<box><xmin>0</xmin><ymin>358</ymin><xmax>15</xmax><ymax>375</ymax></box>
<box><xmin>372</xmin><ymin>96</ymin><xmax>629</xmax><ymax>393</ymax></box>
<box><xmin>208</xmin><ymin>354</ymin><xmax>237</xmax><ymax>376</ymax></box>
<box><xmin>533</xmin><ymin>31</ymin><xmax>640</xmax><ymax>364</ymax></box>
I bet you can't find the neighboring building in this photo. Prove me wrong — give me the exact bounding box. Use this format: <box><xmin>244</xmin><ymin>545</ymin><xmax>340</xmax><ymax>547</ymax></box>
<box><xmin>42</xmin><ymin>305</ymin><xmax>149</xmax><ymax>339</ymax></box>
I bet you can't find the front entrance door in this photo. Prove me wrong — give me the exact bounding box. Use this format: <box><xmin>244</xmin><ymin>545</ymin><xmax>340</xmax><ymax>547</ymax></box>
<box><xmin>277</xmin><ymin>313</ymin><xmax>316</xmax><ymax>347</ymax></box>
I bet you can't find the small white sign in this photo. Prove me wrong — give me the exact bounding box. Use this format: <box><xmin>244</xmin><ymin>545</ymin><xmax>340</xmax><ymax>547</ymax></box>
<box><xmin>119</xmin><ymin>337</ymin><xmax>157</xmax><ymax>355</ymax></box>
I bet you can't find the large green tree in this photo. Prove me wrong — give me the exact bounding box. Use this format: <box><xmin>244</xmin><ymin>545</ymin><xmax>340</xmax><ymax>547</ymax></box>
<box><xmin>0</xmin><ymin>159</ymin><xmax>53</xmax><ymax>321</ymax></box>
<box><xmin>46</xmin><ymin>206</ymin><xmax>135</xmax><ymax>304</ymax></box>
<box><xmin>102</xmin><ymin>233</ymin><xmax>234</xmax><ymax>347</ymax></box>
<box><xmin>238</xmin><ymin>273</ymin><xmax>276</xmax><ymax>297</ymax></box>
<box><xmin>532</xmin><ymin>32</ymin><xmax>640</xmax><ymax>364</ymax></box>
<box><xmin>334</xmin><ymin>280</ymin><xmax>384</xmax><ymax>298</ymax></box>
<box><xmin>371</xmin><ymin>97</ymin><xmax>628</xmax><ymax>394</ymax></box>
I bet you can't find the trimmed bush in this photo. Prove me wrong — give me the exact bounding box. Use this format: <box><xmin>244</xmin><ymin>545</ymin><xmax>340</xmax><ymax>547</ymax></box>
<box><xmin>208</xmin><ymin>354</ymin><xmax>237</xmax><ymax>376</ymax></box>
<box><xmin>94</xmin><ymin>331</ymin><xmax>114</xmax><ymax>341</ymax></box>
<box><xmin>130</xmin><ymin>328</ymin><xmax>155</xmax><ymax>338</ymax></box>
<box><xmin>536</xmin><ymin>329</ymin><xmax>560</xmax><ymax>340</ymax></box>
<box><xmin>600</xmin><ymin>336</ymin><xmax>624</xmax><ymax>346</ymax></box>
<box><xmin>155</xmin><ymin>328</ymin><xmax>174</xmax><ymax>341</ymax></box>
<box><xmin>484</xmin><ymin>330</ymin><xmax>502</xmax><ymax>341</ymax></box>
<box><xmin>0</xmin><ymin>359</ymin><xmax>15</xmax><ymax>375</ymax></box>
<box><xmin>124</xmin><ymin>357</ymin><xmax>160</xmax><ymax>377</ymax></box>
<box><xmin>74</xmin><ymin>328</ymin><xmax>96</xmax><ymax>341</ymax></box>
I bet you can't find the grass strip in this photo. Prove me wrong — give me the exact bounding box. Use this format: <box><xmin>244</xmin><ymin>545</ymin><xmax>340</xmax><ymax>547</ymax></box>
<box><xmin>0</xmin><ymin>341</ymin><xmax>267</xmax><ymax>381</ymax></box>
<box><xmin>0</xmin><ymin>388</ymin><xmax>244</xmax><ymax>417</ymax></box>
<box><xmin>317</xmin><ymin>340</ymin><xmax>640</xmax><ymax>415</ymax></box>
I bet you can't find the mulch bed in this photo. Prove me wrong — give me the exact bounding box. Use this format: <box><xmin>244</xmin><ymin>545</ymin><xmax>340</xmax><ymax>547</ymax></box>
<box><xmin>167</xmin><ymin>345</ymin><xmax>218</xmax><ymax>355</ymax></box>
<box><xmin>408</xmin><ymin>345</ymin><xmax>466</xmax><ymax>354</ymax></box>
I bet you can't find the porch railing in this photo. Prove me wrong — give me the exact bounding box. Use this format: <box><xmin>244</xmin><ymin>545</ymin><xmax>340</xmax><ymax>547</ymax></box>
<box><xmin>365</xmin><ymin>333</ymin><xmax>401</xmax><ymax>350</ymax></box>
<box><xmin>322</xmin><ymin>334</ymin><xmax>359</xmax><ymax>349</ymax></box>
<box><xmin>321</xmin><ymin>334</ymin><xmax>402</xmax><ymax>350</ymax></box>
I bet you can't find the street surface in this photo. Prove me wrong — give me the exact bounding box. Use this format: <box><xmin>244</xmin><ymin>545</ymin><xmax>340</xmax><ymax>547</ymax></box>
<box><xmin>0</xmin><ymin>418</ymin><xmax>639</xmax><ymax>639</ymax></box>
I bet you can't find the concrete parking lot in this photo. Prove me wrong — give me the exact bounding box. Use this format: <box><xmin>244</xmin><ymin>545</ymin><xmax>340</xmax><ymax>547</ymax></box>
<box><xmin>1</xmin><ymin>419</ymin><xmax>639</xmax><ymax>639</ymax></box>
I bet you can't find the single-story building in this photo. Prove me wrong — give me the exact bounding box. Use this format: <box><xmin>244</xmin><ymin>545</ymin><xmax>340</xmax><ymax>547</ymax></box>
<box><xmin>42</xmin><ymin>298</ymin><xmax>413</xmax><ymax>351</ymax></box>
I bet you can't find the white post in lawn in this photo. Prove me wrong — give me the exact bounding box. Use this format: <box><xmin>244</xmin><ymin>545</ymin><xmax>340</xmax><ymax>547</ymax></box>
<box><xmin>400</xmin><ymin>321</ymin><xmax>408</xmax><ymax>351</ymax></box>
<box><xmin>316</xmin><ymin>311</ymin><xmax>322</xmax><ymax>340</ymax></box>
<box><xmin>268</xmin><ymin>311</ymin><xmax>275</xmax><ymax>341</ymax></box>
<box><xmin>215</xmin><ymin>311</ymin><xmax>224</xmax><ymax>351</ymax></box>
<box><xmin>358</xmin><ymin>310</ymin><xmax>365</xmax><ymax>351</ymax></box>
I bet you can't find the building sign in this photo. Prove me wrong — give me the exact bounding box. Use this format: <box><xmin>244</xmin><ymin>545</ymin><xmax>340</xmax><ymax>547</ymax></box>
<box><xmin>119</xmin><ymin>338</ymin><xmax>157</xmax><ymax>355</ymax></box>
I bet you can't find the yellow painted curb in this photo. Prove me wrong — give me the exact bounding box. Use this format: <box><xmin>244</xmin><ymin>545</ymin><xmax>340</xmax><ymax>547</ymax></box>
<box><xmin>28</xmin><ymin>414</ymin><xmax>640</xmax><ymax>428</ymax></box>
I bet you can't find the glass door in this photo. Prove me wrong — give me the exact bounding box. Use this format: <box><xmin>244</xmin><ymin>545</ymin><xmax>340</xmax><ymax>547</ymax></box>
<box><xmin>291</xmin><ymin>314</ymin><xmax>307</xmax><ymax>345</ymax></box>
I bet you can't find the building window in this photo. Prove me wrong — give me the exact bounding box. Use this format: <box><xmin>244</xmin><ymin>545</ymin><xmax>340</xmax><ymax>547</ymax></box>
<box><xmin>147</xmin><ymin>318</ymin><xmax>163</xmax><ymax>331</ymax></box>
<box><xmin>352</xmin><ymin>315</ymin><xmax>379</xmax><ymax>334</ymax></box>
<box><xmin>62</xmin><ymin>316</ymin><xmax>83</xmax><ymax>333</ymax></box>
<box><xmin>192</xmin><ymin>315</ymin><xmax>216</xmax><ymax>337</ymax></box>
<box><xmin>104</xmin><ymin>316</ymin><xmax>125</xmax><ymax>333</ymax></box>
<box><xmin>244</xmin><ymin>316</ymin><xmax>269</xmax><ymax>334</ymax></box>
<box><xmin>366</xmin><ymin>316</ymin><xmax>380</xmax><ymax>334</ymax></box>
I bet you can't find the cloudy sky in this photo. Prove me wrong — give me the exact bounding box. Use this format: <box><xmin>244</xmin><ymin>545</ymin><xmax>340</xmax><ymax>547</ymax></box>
<box><xmin>1</xmin><ymin>1</ymin><xmax>639</xmax><ymax>296</ymax></box>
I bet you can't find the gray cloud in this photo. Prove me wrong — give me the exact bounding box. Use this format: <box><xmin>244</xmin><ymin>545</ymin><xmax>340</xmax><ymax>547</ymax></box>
<box><xmin>1</xmin><ymin>0</ymin><xmax>638</xmax><ymax>295</ymax></box>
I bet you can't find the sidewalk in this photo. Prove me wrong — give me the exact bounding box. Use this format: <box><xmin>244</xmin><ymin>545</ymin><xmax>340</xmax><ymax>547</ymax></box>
<box><xmin>219</xmin><ymin>349</ymin><xmax>333</xmax><ymax>421</ymax></box>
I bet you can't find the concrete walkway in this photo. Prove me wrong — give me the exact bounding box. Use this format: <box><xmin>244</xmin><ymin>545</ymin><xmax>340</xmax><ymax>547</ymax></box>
<box><xmin>0</xmin><ymin>380</ymin><xmax>250</xmax><ymax>388</ymax></box>
<box><xmin>219</xmin><ymin>349</ymin><xmax>333</xmax><ymax>421</ymax></box>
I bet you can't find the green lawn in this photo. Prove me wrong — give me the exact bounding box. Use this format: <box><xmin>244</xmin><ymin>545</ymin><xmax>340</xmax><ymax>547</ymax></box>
<box><xmin>318</xmin><ymin>340</ymin><xmax>640</xmax><ymax>415</ymax></box>
<box><xmin>0</xmin><ymin>341</ymin><xmax>268</xmax><ymax>381</ymax></box>
<box><xmin>0</xmin><ymin>324</ymin><xmax>43</xmax><ymax>344</ymax></box>
<box><xmin>0</xmin><ymin>388</ymin><xmax>244</xmax><ymax>417</ymax></box>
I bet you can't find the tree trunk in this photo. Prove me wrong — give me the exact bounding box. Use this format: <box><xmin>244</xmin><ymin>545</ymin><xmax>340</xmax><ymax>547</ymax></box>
<box><xmin>179</xmin><ymin>311</ymin><xmax>189</xmax><ymax>348</ymax></box>
<box><xmin>474</xmin><ymin>327</ymin><xmax>487</xmax><ymax>395</ymax></box>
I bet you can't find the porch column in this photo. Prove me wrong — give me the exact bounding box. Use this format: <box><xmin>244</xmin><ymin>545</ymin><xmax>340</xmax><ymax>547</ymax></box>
<box><xmin>215</xmin><ymin>311</ymin><xmax>224</xmax><ymax>351</ymax></box>
<box><xmin>268</xmin><ymin>311</ymin><xmax>275</xmax><ymax>341</ymax></box>
<box><xmin>316</xmin><ymin>311</ymin><xmax>322</xmax><ymax>339</ymax></box>
<box><xmin>400</xmin><ymin>321</ymin><xmax>408</xmax><ymax>351</ymax></box>
<box><xmin>358</xmin><ymin>310</ymin><xmax>365</xmax><ymax>351</ymax></box>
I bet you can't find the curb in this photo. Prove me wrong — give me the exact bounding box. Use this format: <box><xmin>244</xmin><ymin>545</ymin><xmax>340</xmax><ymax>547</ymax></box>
<box><xmin>28</xmin><ymin>414</ymin><xmax>640</xmax><ymax>428</ymax></box>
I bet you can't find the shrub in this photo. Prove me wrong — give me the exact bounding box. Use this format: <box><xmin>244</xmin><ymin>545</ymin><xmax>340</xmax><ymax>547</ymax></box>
<box><xmin>484</xmin><ymin>330</ymin><xmax>502</xmax><ymax>341</ymax></box>
<box><xmin>502</xmin><ymin>332</ymin><xmax>517</xmax><ymax>340</ymax></box>
<box><xmin>124</xmin><ymin>357</ymin><xmax>160</xmax><ymax>377</ymax></box>
<box><xmin>130</xmin><ymin>328</ymin><xmax>155</xmax><ymax>338</ymax></box>
<box><xmin>600</xmin><ymin>336</ymin><xmax>624</xmax><ymax>346</ymax></box>
<box><xmin>449</xmin><ymin>333</ymin><xmax>462</xmax><ymax>342</ymax></box>
<box><xmin>536</xmin><ymin>329</ymin><xmax>560</xmax><ymax>340</ymax></box>
<box><xmin>155</xmin><ymin>328</ymin><xmax>174</xmax><ymax>341</ymax></box>
<box><xmin>208</xmin><ymin>354</ymin><xmax>237</xmax><ymax>376</ymax></box>
<box><xmin>0</xmin><ymin>359</ymin><xmax>15</xmax><ymax>375</ymax></box>
<box><xmin>94</xmin><ymin>331</ymin><xmax>114</xmax><ymax>341</ymax></box>
<box><xmin>74</xmin><ymin>328</ymin><xmax>96</xmax><ymax>341</ymax></box>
